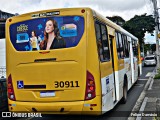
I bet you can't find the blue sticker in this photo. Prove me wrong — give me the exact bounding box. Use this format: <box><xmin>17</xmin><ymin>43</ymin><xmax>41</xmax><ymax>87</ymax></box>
<box><xmin>106</xmin><ymin>77</ymin><xmax>109</xmax><ymax>84</ymax></box>
<box><xmin>16</xmin><ymin>33</ymin><xmax>29</xmax><ymax>43</ymax></box>
<box><xmin>17</xmin><ymin>81</ymin><xmax>24</xmax><ymax>89</ymax></box>
<box><xmin>74</xmin><ymin>16</ymin><xmax>80</xmax><ymax>22</ymax></box>
<box><xmin>38</xmin><ymin>24</ymin><xmax>43</xmax><ymax>30</ymax></box>
<box><xmin>25</xmin><ymin>45</ymin><xmax>30</xmax><ymax>51</ymax></box>
<box><xmin>60</xmin><ymin>24</ymin><xmax>77</xmax><ymax>37</ymax></box>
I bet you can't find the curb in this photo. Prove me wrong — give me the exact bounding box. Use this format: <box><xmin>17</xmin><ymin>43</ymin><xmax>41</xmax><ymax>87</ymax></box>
<box><xmin>128</xmin><ymin>67</ymin><xmax>157</xmax><ymax>120</ymax></box>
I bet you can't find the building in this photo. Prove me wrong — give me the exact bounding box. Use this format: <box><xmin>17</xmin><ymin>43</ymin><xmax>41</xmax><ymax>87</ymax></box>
<box><xmin>0</xmin><ymin>10</ymin><xmax>15</xmax><ymax>38</ymax></box>
<box><xmin>0</xmin><ymin>10</ymin><xmax>15</xmax><ymax>20</ymax></box>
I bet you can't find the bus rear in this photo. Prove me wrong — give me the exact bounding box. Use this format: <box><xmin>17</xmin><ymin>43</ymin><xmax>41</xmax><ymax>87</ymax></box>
<box><xmin>6</xmin><ymin>8</ymin><xmax>101</xmax><ymax>115</ymax></box>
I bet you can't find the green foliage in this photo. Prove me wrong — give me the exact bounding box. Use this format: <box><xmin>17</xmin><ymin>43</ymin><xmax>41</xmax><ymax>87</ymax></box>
<box><xmin>123</xmin><ymin>13</ymin><xmax>156</xmax><ymax>47</ymax></box>
<box><xmin>107</xmin><ymin>16</ymin><xmax>125</xmax><ymax>27</ymax></box>
<box><xmin>144</xmin><ymin>44</ymin><xmax>151</xmax><ymax>55</ymax></box>
<box><xmin>151</xmin><ymin>44</ymin><xmax>156</xmax><ymax>52</ymax></box>
<box><xmin>154</xmin><ymin>68</ymin><xmax>160</xmax><ymax>79</ymax></box>
<box><xmin>106</xmin><ymin>14</ymin><xmax>156</xmax><ymax>51</ymax></box>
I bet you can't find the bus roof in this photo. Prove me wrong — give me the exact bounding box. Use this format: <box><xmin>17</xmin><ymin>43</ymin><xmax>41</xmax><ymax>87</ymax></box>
<box><xmin>91</xmin><ymin>9</ymin><xmax>138</xmax><ymax>41</ymax></box>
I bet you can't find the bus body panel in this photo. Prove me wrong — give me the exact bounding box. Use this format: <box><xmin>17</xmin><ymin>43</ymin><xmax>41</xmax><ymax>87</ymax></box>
<box><xmin>6</xmin><ymin>8</ymin><xmax>87</xmax><ymax>102</ymax></box>
<box><xmin>85</xmin><ymin>9</ymin><xmax>102</xmax><ymax>112</ymax></box>
<box><xmin>8</xmin><ymin>95</ymin><xmax>101</xmax><ymax>115</ymax></box>
<box><xmin>124</xmin><ymin>58</ymin><xmax>132</xmax><ymax>90</ymax></box>
<box><xmin>138</xmin><ymin>43</ymin><xmax>142</xmax><ymax>75</ymax></box>
<box><xmin>101</xmin><ymin>73</ymin><xmax>116</xmax><ymax>112</ymax></box>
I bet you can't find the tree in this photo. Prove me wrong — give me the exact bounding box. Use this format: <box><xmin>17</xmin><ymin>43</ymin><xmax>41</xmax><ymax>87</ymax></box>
<box><xmin>123</xmin><ymin>14</ymin><xmax>156</xmax><ymax>48</ymax></box>
<box><xmin>107</xmin><ymin>16</ymin><xmax>125</xmax><ymax>27</ymax></box>
<box><xmin>144</xmin><ymin>44</ymin><xmax>151</xmax><ymax>55</ymax></box>
<box><xmin>0</xmin><ymin>20</ymin><xmax>5</xmax><ymax>38</ymax></box>
<box><xmin>150</xmin><ymin>44</ymin><xmax>156</xmax><ymax>53</ymax></box>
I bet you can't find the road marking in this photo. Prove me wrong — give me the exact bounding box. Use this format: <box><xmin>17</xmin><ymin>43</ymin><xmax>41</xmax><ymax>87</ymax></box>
<box><xmin>148</xmin><ymin>79</ymin><xmax>154</xmax><ymax>90</ymax></box>
<box><xmin>145</xmin><ymin>72</ymin><xmax>152</xmax><ymax>77</ymax></box>
<box><xmin>134</xmin><ymin>84</ymin><xmax>144</xmax><ymax>87</ymax></box>
<box><xmin>136</xmin><ymin>97</ymin><xmax>148</xmax><ymax>120</ymax></box>
<box><xmin>138</xmin><ymin>79</ymin><xmax>147</xmax><ymax>81</ymax></box>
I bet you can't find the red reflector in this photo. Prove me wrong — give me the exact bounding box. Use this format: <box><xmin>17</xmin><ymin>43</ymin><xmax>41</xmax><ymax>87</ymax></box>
<box><xmin>39</xmin><ymin>51</ymin><xmax>50</xmax><ymax>54</ymax></box>
<box><xmin>8</xmin><ymin>83</ymin><xmax>12</xmax><ymax>88</ymax></box>
<box><xmin>91</xmin><ymin>104</ymin><xmax>97</xmax><ymax>106</ymax></box>
<box><xmin>81</xmin><ymin>9</ymin><xmax>85</xmax><ymax>13</ymax></box>
<box><xmin>9</xmin><ymin>19</ymin><xmax>12</xmax><ymax>22</ymax></box>
<box><xmin>89</xmin><ymin>86</ymin><xmax>94</xmax><ymax>91</ymax></box>
<box><xmin>89</xmin><ymin>80</ymin><xmax>94</xmax><ymax>85</ymax></box>
<box><xmin>8</xmin><ymin>89</ymin><xmax>12</xmax><ymax>93</ymax></box>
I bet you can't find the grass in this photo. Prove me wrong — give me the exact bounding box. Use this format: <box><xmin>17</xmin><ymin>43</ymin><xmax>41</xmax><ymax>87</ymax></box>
<box><xmin>154</xmin><ymin>68</ymin><xmax>160</xmax><ymax>79</ymax></box>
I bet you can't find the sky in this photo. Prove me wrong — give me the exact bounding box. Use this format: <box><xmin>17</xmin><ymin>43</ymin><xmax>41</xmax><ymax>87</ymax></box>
<box><xmin>0</xmin><ymin>0</ymin><xmax>158</xmax><ymax>21</ymax></box>
<box><xmin>0</xmin><ymin>0</ymin><xmax>160</xmax><ymax>67</ymax></box>
<box><xmin>0</xmin><ymin>0</ymin><xmax>159</xmax><ymax>43</ymax></box>
<box><xmin>0</xmin><ymin>39</ymin><xmax>6</xmax><ymax>67</ymax></box>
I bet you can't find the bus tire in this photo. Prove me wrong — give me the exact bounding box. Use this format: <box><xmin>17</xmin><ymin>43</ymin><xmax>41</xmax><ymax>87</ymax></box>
<box><xmin>121</xmin><ymin>80</ymin><xmax>128</xmax><ymax>104</ymax></box>
<box><xmin>135</xmin><ymin>67</ymin><xmax>140</xmax><ymax>84</ymax></box>
<box><xmin>138</xmin><ymin>67</ymin><xmax>140</xmax><ymax>77</ymax></box>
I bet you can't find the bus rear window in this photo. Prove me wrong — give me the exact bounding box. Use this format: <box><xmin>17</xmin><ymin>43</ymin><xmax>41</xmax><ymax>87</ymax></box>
<box><xmin>9</xmin><ymin>16</ymin><xmax>84</xmax><ymax>51</ymax></box>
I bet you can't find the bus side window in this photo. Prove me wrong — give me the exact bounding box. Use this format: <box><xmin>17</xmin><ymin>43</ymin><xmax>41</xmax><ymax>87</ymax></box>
<box><xmin>122</xmin><ymin>35</ymin><xmax>129</xmax><ymax>58</ymax></box>
<box><xmin>95</xmin><ymin>22</ymin><xmax>110</xmax><ymax>62</ymax></box>
<box><xmin>116</xmin><ymin>32</ymin><xmax>121</xmax><ymax>59</ymax></box>
<box><xmin>121</xmin><ymin>34</ymin><xmax>126</xmax><ymax>57</ymax></box>
<box><xmin>132</xmin><ymin>40</ymin><xmax>138</xmax><ymax>56</ymax></box>
<box><xmin>100</xmin><ymin>24</ymin><xmax>110</xmax><ymax>61</ymax></box>
<box><xmin>128</xmin><ymin>40</ymin><xmax>130</xmax><ymax>56</ymax></box>
<box><xmin>118</xmin><ymin>33</ymin><xmax>124</xmax><ymax>58</ymax></box>
<box><xmin>116</xmin><ymin>32</ymin><xmax>124</xmax><ymax>59</ymax></box>
<box><xmin>95</xmin><ymin>23</ymin><xmax>103</xmax><ymax>61</ymax></box>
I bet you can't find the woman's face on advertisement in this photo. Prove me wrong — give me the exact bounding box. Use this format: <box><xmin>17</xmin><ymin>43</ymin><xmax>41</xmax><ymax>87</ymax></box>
<box><xmin>45</xmin><ymin>20</ymin><xmax>54</xmax><ymax>34</ymax></box>
<box><xmin>31</xmin><ymin>31</ymin><xmax>35</xmax><ymax>37</ymax></box>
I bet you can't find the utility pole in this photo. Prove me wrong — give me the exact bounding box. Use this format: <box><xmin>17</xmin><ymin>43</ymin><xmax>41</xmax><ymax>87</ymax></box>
<box><xmin>151</xmin><ymin>0</ymin><xmax>159</xmax><ymax>68</ymax></box>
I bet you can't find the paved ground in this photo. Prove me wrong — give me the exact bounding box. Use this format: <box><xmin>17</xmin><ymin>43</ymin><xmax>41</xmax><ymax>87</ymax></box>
<box><xmin>128</xmin><ymin>66</ymin><xmax>160</xmax><ymax>120</ymax></box>
<box><xmin>141</xmin><ymin>78</ymin><xmax>160</xmax><ymax>120</ymax></box>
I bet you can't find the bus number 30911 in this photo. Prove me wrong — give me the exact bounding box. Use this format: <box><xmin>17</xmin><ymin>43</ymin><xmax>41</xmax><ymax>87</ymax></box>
<box><xmin>54</xmin><ymin>81</ymin><xmax>80</xmax><ymax>88</ymax></box>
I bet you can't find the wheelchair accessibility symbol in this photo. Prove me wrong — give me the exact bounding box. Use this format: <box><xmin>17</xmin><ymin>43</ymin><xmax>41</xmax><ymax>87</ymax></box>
<box><xmin>17</xmin><ymin>81</ymin><xmax>24</xmax><ymax>89</ymax></box>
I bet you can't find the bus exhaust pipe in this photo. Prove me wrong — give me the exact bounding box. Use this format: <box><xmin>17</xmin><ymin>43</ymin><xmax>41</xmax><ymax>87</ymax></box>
<box><xmin>32</xmin><ymin>108</ymin><xmax>37</xmax><ymax>112</ymax></box>
<box><xmin>60</xmin><ymin>108</ymin><xmax>64</xmax><ymax>112</ymax></box>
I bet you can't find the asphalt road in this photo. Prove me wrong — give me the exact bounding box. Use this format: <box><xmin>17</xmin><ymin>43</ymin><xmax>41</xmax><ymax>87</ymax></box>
<box><xmin>0</xmin><ymin>66</ymin><xmax>155</xmax><ymax>120</ymax></box>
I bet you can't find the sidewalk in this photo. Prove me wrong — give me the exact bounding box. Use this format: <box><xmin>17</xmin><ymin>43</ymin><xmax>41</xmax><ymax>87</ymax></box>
<box><xmin>129</xmin><ymin>68</ymin><xmax>160</xmax><ymax>120</ymax></box>
<box><xmin>141</xmin><ymin>78</ymin><xmax>160</xmax><ymax>120</ymax></box>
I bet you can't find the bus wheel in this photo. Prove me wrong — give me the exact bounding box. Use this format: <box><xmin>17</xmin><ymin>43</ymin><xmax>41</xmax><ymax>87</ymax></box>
<box><xmin>138</xmin><ymin>67</ymin><xmax>140</xmax><ymax>77</ymax></box>
<box><xmin>121</xmin><ymin>82</ymin><xmax>127</xmax><ymax>104</ymax></box>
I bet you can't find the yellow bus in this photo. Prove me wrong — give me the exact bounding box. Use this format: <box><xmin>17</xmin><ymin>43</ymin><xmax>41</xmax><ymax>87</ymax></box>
<box><xmin>6</xmin><ymin>8</ymin><xmax>142</xmax><ymax>115</ymax></box>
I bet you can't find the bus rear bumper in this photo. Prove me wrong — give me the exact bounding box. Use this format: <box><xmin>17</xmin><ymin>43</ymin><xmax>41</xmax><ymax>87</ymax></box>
<box><xmin>8</xmin><ymin>96</ymin><xmax>101</xmax><ymax>115</ymax></box>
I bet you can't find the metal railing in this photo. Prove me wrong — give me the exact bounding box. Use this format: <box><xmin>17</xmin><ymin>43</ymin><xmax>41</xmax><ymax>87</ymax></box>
<box><xmin>0</xmin><ymin>66</ymin><xmax>6</xmax><ymax>78</ymax></box>
<box><xmin>0</xmin><ymin>66</ymin><xmax>7</xmax><ymax>111</ymax></box>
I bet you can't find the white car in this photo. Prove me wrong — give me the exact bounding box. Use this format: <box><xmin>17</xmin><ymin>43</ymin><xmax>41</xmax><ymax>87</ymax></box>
<box><xmin>144</xmin><ymin>55</ymin><xmax>157</xmax><ymax>66</ymax></box>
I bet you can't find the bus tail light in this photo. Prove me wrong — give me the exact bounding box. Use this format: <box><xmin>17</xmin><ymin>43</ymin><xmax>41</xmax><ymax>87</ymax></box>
<box><xmin>7</xmin><ymin>74</ymin><xmax>16</xmax><ymax>101</ymax></box>
<box><xmin>85</xmin><ymin>71</ymin><xmax>96</xmax><ymax>100</ymax></box>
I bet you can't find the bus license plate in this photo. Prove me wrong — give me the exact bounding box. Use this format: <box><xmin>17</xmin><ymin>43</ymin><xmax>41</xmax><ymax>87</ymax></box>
<box><xmin>40</xmin><ymin>91</ymin><xmax>55</xmax><ymax>97</ymax></box>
